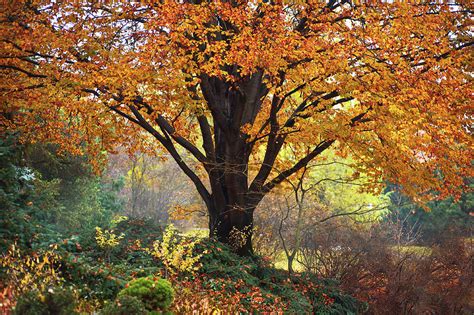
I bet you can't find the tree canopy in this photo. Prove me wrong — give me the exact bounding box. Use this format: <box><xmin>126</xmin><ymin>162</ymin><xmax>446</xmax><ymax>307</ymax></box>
<box><xmin>1</xmin><ymin>0</ymin><xmax>472</xmax><ymax>254</ymax></box>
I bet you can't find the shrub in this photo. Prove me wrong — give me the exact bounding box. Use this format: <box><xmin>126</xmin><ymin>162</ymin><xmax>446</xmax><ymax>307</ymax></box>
<box><xmin>58</xmin><ymin>254</ymin><xmax>126</xmax><ymax>301</ymax></box>
<box><xmin>12</xmin><ymin>290</ymin><xmax>46</xmax><ymax>315</ymax></box>
<box><xmin>193</xmin><ymin>240</ymin><xmax>363</xmax><ymax>314</ymax></box>
<box><xmin>196</xmin><ymin>239</ymin><xmax>259</xmax><ymax>286</ymax></box>
<box><xmin>95</xmin><ymin>227</ymin><xmax>125</xmax><ymax>262</ymax></box>
<box><xmin>299</xmin><ymin>219</ymin><xmax>473</xmax><ymax>314</ymax></box>
<box><xmin>148</xmin><ymin>224</ymin><xmax>202</xmax><ymax>275</ymax></box>
<box><xmin>0</xmin><ymin>245</ymin><xmax>64</xmax><ymax>301</ymax></box>
<box><xmin>100</xmin><ymin>295</ymin><xmax>147</xmax><ymax>315</ymax></box>
<box><xmin>13</xmin><ymin>287</ymin><xmax>77</xmax><ymax>315</ymax></box>
<box><xmin>119</xmin><ymin>276</ymin><xmax>173</xmax><ymax>311</ymax></box>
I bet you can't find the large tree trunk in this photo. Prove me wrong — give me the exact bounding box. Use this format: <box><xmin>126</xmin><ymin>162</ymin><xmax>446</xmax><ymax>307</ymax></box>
<box><xmin>198</xmin><ymin>74</ymin><xmax>267</xmax><ymax>256</ymax></box>
<box><xmin>205</xmin><ymin>127</ymin><xmax>258</xmax><ymax>256</ymax></box>
<box><xmin>208</xmin><ymin>201</ymin><xmax>255</xmax><ymax>256</ymax></box>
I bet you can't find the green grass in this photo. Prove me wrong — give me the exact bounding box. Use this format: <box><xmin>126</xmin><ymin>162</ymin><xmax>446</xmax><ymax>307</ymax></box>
<box><xmin>273</xmin><ymin>251</ymin><xmax>305</xmax><ymax>272</ymax></box>
<box><xmin>181</xmin><ymin>228</ymin><xmax>208</xmax><ymax>238</ymax></box>
<box><xmin>390</xmin><ymin>245</ymin><xmax>432</xmax><ymax>256</ymax></box>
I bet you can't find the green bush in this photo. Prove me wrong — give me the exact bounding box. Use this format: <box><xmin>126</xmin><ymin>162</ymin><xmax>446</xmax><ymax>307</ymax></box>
<box><xmin>101</xmin><ymin>295</ymin><xmax>147</xmax><ymax>315</ymax></box>
<box><xmin>13</xmin><ymin>287</ymin><xmax>78</xmax><ymax>315</ymax></box>
<box><xmin>0</xmin><ymin>136</ymin><xmax>61</xmax><ymax>251</ymax></box>
<box><xmin>119</xmin><ymin>276</ymin><xmax>173</xmax><ymax>311</ymax></box>
<box><xmin>13</xmin><ymin>290</ymin><xmax>46</xmax><ymax>315</ymax></box>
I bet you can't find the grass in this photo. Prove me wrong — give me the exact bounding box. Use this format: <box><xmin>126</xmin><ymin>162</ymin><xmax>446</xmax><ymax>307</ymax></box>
<box><xmin>273</xmin><ymin>251</ymin><xmax>305</xmax><ymax>272</ymax></box>
<box><xmin>390</xmin><ymin>245</ymin><xmax>432</xmax><ymax>256</ymax></box>
<box><xmin>181</xmin><ymin>228</ymin><xmax>209</xmax><ymax>238</ymax></box>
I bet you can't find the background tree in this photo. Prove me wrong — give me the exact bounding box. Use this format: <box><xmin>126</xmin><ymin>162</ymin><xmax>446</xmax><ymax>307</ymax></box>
<box><xmin>0</xmin><ymin>135</ymin><xmax>124</xmax><ymax>250</ymax></box>
<box><xmin>255</xmin><ymin>148</ymin><xmax>388</xmax><ymax>273</ymax></box>
<box><xmin>107</xmin><ymin>150</ymin><xmax>202</xmax><ymax>224</ymax></box>
<box><xmin>1</xmin><ymin>1</ymin><xmax>472</xmax><ymax>255</ymax></box>
<box><xmin>385</xmin><ymin>180</ymin><xmax>473</xmax><ymax>244</ymax></box>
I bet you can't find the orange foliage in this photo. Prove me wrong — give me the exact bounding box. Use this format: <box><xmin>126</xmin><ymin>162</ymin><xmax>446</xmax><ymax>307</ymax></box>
<box><xmin>170</xmin><ymin>276</ymin><xmax>286</xmax><ymax>314</ymax></box>
<box><xmin>1</xmin><ymin>0</ymin><xmax>472</xmax><ymax>203</ymax></box>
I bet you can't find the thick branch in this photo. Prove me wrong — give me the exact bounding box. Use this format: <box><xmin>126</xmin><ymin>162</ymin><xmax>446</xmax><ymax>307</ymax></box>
<box><xmin>248</xmin><ymin>96</ymin><xmax>284</xmax><ymax>193</ymax></box>
<box><xmin>155</xmin><ymin>114</ymin><xmax>209</xmax><ymax>165</ymax></box>
<box><xmin>198</xmin><ymin>114</ymin><xmax>215</xmax><ymax>161</ymax></box>
<box><xmin>128</xmin><ymin>105</ymin><xmax>211</xmax><ymax>208</ymax></box>
<box><xmin>261</xmin><ymin>139</ymin><xmax>336</xmax><ymax>194</ymax></box>
<box><xmin>0</xmin><ymin>65</ymin><xmax>47</xmax><ymax>78</ymax></box>
<box><xmin>199</xmin><ymin>74</ymin><xmax>230</xmax><ymax>135</ymax></box>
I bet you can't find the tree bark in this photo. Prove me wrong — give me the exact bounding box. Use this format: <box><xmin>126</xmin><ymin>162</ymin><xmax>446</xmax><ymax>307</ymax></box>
<box><xmin>198</xmin><ymin>73</ymin><xmax>266</xmax><ymax>256</ymax></box>
<box><xmin>208</xmin><ymin>200</ymin><xmax>255</xmax><ymax>256</ymax></box>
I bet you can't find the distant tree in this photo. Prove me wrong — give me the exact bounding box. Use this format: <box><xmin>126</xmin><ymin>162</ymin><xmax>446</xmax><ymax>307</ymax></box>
<box><xmin>23</xmin><ymin>143</ymin><xmax>125</xmax><ymax>231</ymax></box>
<box><xmin>1</xmin><ymin>1</ymin><xmax>472</xmax><ymax>254</ymax></box>
<box><xmin>0</xmin><ymin>136</ymin><xmax>61</xmax><ymax>249</ymax></box>
<box><xmin>108</xmin><ymin>151</ymin><xmax>201</xmax><ymax>223</ymax></box>
<box><xmin>257</xmin><ymin>149</ymin><xmax>388</xmax><ymax>273</ymax></box>
<box><xmin>386</xmin><ymin>180</ymin><xmax>473</xmax><ymax>244</ymax></box>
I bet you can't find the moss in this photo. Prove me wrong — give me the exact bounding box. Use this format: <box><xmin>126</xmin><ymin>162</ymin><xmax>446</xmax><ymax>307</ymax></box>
<box><xmin>101</xmin><ymin>295</ymin><xmax>147</xmax><ymax>315</ymax></box>
<box><xmin>14</xmin><ymin>287</ymin><xmax>78</xmax><ymax>315</ymax></box>
<box><xmin>118</xmin><ymin>276</ymin><xmax>173</xmax><ymax>311</ymax></box>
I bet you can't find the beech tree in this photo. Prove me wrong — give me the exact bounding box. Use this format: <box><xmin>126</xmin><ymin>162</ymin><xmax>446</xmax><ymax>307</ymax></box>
<box><xmin>1</xmin><ymin>1</ymin><xmax>472</xmax><ymax>255</ymax></box>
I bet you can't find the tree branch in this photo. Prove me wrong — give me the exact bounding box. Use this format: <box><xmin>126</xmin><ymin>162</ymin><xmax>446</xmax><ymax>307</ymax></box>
<box><xmin>198</xmin><ymin>114</ymin><xmax>215</xmax><ymax>161</ymax></box>
<box><xmin>260</xmin><ymin>139</ymin><xmax>336</xmax><ymax>194</ymax></box>
<box><xmin>155</xmin><ymin>114</ymin><xmax>209</xmax><ymax>165</ymax></box>
<box><xmin>0</xmin><ymin>65</ymin><xmax>47</xmax><ymax>78</ymax></box>
<box><xmin>128</xmin><ymin>104</ymin><xmax>212</xmax><ymax>208</ymax></box>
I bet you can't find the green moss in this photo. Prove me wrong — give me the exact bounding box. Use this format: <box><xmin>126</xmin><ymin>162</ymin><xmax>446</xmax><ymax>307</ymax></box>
<box><xmin>118</xmin><ymin>276</ymin><xmax>173</xmax><ymax>311</ymax></box>
<box><xmin>101</xmin><ymin>295</ymin><xmax>147</xmax><ymax>315</ymax></box>
<box><xmin>13</xmin><ymin>287</ymin><xmax>78</xmax><ymax>315</ymax></box>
